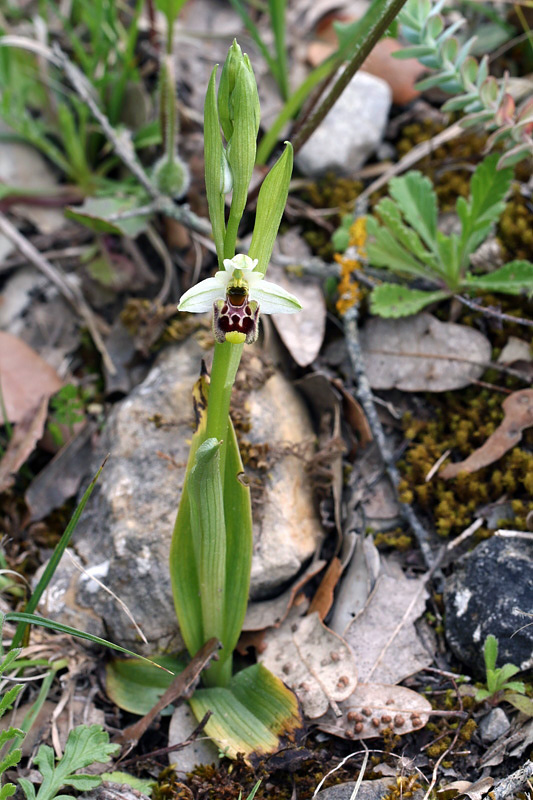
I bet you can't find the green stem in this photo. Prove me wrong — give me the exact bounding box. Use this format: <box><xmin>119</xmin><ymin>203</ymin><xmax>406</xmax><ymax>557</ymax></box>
<box><xmin>290</xmin><ymin>0</ymin><xmax>409</xmax><ymax>156</ymax></box>
<box><xmin>206</xmin><ymin>340</ymin><xmax>244</xmax><ymax>474</ymax></box>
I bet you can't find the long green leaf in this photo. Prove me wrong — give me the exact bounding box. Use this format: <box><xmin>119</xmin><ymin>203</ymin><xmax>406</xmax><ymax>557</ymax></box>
<box><xmin>370</xmin><ymin>284</ymin><xmax>449</xmax><ymax>317</ymax></box>
<box><xmin>189</xmin><ymin>663</ymin><xmax>302</xmax><ymax>761</ymax></box>
<box><xmin>11</xmin><ymin>460</ymin><xmax>107</xmax><ymax>649</ymax></box>
<box><xmin>248</xmin><ymin>142</ymin><xmax>293</xmax><ymax>275</ymax></box>
<box><xmin>6</xmin><ymin>613</ymin><xmax>174</xmax><ymax>673</ymax></box>
<box><xmin>170</xmin><ymin>377</ymin><xmax>207</xmax><ymax>660</ymax></box>
<box><xmin>188</xmin><ymin>439</ymin><xmax>227</xmax><ymax>647</ymax></box>
<box><xmin>388</xmin><ymin>171</ymin><xmax>438</xmax><ymax>253</ymax></box>
<box><xmin>462</xmin><ymin>261</ymin><xmax>533</xmax><ymax>295</ymax></box>
<box><xmin>268</xmin><ymin>0</ymin><xmax>289</xmax><ymax>100</ymax></box>
<box><xmin>219</xmin><ymin>418</ymin><xmax>253</xmax><ymax>675</ymax></box>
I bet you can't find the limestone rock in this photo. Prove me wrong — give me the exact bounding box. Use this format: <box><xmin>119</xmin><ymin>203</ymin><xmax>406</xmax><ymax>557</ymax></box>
<box><xmin>444</xmin><ymin>536</ymin><xmax>533</xmax><ymax>675</ymax></box>
<box><xmin>40</xmin><ymin>339</ymin><xmax>323</xmax><ymax>652</ymax></box>
<box><xmin>296</xmin><ymin>72</ymin><xmax>391</xmax><ymax>178</ymax></box>
<box><xmin>479</xmin><ymin>708</ymin><xmax>510</xmax><ymax>743</ymax></box>
<box><xmin>316</xmin><ymin>778</ymin><xmax>425</xmax><ymax>800</ymax></box>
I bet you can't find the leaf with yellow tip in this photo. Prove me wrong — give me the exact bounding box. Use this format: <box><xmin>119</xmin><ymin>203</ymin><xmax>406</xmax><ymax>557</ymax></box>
<box><xmin>189</xmin><ymin>664</ymin><xmax>303</xmax><ymax>761</ymax></box>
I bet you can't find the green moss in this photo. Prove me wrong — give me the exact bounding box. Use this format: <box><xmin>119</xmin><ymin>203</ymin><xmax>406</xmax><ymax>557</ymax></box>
<box><xmin>298</xmin><ymin>174</ymin><xmax>363</xmax><ymax>259</ymax></box>
<box><xmin>374</xmin><ymin>530</ymin><xmax>413</xmax><ymax>551</ymax></box>
<box><xmin>399</xmin><ymin>387</ymin><xmax>533</xmax><ymax>538</ymax></box>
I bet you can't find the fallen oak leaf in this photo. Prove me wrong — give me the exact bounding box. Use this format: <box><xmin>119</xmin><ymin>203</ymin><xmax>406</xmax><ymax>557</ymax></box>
<box><xmin>441</xmin><ymin>389</ymin><xmax>533</xmax><ymax>479</ymax></box>
<box><xmin>259</xmin><ymin>610</ymin><xmax>357</xmax><ymax>719</ymax></box>
<box><xmin>437</xmin><ymin>776</ymin><xmax>494</xmax><ymax>800</ymax></box>
<box><xmin>0</xmin><ymin>332</ymin><xmax>62</xmax><ymax>423</ymax></box>
<box><xmin>307</xmin><ymin>557</ymin><xmax>343</xmax><ymax>621</ymax></box>
<box><xmin>0</xmin><ymin>396</ymin><xmax>48</xmax><ymax>492</ymax></box>
<box><xmin>317</xmin><ymin>682</ymin><xmax>432</xmax><ymax>741</ymax></box>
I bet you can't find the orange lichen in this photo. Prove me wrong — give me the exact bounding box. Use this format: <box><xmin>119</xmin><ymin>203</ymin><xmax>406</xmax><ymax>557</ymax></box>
<box><xmin>334</xmin><ymin>217</ymin><xmax>367</xmax><ymax>314</ymax></box>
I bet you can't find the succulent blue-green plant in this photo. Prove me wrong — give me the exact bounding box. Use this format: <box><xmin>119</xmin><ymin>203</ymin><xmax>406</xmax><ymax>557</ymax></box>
<box><xmin>395</xmin><ymin>0</ymin><xmax>533</xmax><ymax>168</ymax></box>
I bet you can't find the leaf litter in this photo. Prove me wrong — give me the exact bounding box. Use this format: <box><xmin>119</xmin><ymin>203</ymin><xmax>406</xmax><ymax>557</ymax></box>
<box><xmin>360</xmin><ymin>313</ymin><xmax>491</xmax><ymax>392</ymax></box>
<box><xmin>441</xmin><ymin>388</ymin><xmax>533</xmax><ymax>478</ymax></box>
<box><xmin>259</xmin><ymin>610</ymin><xmax>358</xmax><ymax>719</ymax></box>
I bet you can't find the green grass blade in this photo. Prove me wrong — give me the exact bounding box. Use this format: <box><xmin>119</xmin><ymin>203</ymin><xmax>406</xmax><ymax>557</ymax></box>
<box><xmin>268</xmin><ymin>0</ymin><xmax>289</xmax><ymax>100</ymax></box>
<box><xmin>11</xmin><ymin>459</ymin><xmax>108</xmax><ymax>649</ymax></box>
<box><xmin>6</xmin><ymin>613</ymin><xmax>174</xmax><ymax>673</ymax></box>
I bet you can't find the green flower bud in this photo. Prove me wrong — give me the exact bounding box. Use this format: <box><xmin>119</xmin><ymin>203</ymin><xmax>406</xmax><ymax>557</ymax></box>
<box><xmin>153</xmin><ymin>154</ymin><xmax>190</xmax><ymax>198</ymax></box>
<box><xmin>218</xmin><ymin>39</ymin><xmax>241</xmax><ymax>142</ymax></box>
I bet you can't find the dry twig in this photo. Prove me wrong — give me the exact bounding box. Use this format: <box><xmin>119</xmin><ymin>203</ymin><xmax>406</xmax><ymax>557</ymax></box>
<box><xmin>342</xmin><ymin>304</ymin><xmax>441</xmax><ymax>580</ymax></box>
<box><xmin>0</xmin><ymin>212</ymin><xmax>116</xmax><ymax>375</ymax></box>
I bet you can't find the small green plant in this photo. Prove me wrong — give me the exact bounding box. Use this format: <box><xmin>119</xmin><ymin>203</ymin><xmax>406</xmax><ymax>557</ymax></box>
<box><xmin>475</xmin><ymin>634</ymin><xmax>527</xmax><ymax>703</ymax></box>
<box><xmin>0</xmin><ymin>0</ymin><xmax>147</xmax><ymax>191</ymax></box>
<box><xmin>47</xmin><ymin>385</ymin><xmax>86</xmax><ymax>448</ymax></box>
<box><xmin>18</xmin><ymin>724</ymin><xmax>119</xmax><ymax>800</ymax></box>
<box><xmin>169</xmin><ymin>40</ymin><xmax>303</xmax><ymax>759</ymax></box>
<box><xmin>365</xmin><ymin>154</ymin><xmax>533</xmax><ymax>317</ymax></box>
<box><xmin>395</xmin><ymin>0</ymin><xmax>533</xmax><ymax>168</ymax></box>
<box><xmin>0</xmin><ymin>646</ymin><xmax>25</xmax><ymax>800</ymax></box>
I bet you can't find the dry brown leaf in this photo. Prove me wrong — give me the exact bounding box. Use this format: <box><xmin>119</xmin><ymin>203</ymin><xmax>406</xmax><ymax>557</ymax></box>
<box><xmin>259</xmin><ymin>610</ymin><xmax>357</xmax><ymax>719</ymax></box>
<box><xmin>343</xmin><ymin>572</ymin><xmax>432</xmax><ymax>684</ymax></box>
<box><xmin>437</xmin><ymin>777</ymin><xmax>494</xmax><ymax>800</ymax></box>
<box><xmin>270</xmin><ymin>233</ymin><xmax>326</xmax><ymax>367</ymax></box>
<box><xmin>295</xmin><ymin>373</ymin><xmax>344</xmax><ymax>538</ymax></box>
<box><xmin>308</xmin><ymin>557</ymin><xmax>343</xmax><ymax>620</ymax></box>
<box><xmin>441</xmin><ymin>389</ymin><xmax>533</xmax><ymax>479</ymax></box>
<box><xmin>332</xmin><ymin>379</ymin><xmax>372</xmax><ymax>450</ymax></box>
<box><xmin>330</xmin><ymin>534</ymin><xmax>380</xmax><ymax>635</ymax></box>
<box><xmin>242</xmin><ymin>560</ymin><xmax>326</xmax><ymax>632</ymax></box>
<box><xmin>0</xmin><ymin>332</ymin><xmax>62</xmax><ymax>423</ymax></box>
<box><xmin>25</xmin><ymin>423</ymin><xmax>94</xmax><ymax>522</ymax></box>
<box><xmin>360</xmin><ymin>314</ymin><xmax>491</xmax><ymax>392</ymax></box>
<box><xmin>317</xmin><ymin>682</ymin><xmax>431</xmax><ymax>740</ymax></box>
<box><xmin>0</xmin><ymin>396</ymin><xmax>49</xmax><ymax>492</ymax></box>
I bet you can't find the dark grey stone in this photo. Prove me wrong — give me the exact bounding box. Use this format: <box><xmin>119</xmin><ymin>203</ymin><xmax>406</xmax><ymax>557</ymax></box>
<box><xmin>444</xmin><ymin>536</ymin><xmax>533</xmax><ymax>675</ymax></box>
<box><xmin>316</xmin><ymin>778</ymin><xmax>425</xmax><ymax>800</ymax></box>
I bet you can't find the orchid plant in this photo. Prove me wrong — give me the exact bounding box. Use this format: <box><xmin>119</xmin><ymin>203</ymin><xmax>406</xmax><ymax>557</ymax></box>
<box><xmin>168</xmin><ymin>41</ymin><xmax>303</xmax><ymax>759</ymax></box>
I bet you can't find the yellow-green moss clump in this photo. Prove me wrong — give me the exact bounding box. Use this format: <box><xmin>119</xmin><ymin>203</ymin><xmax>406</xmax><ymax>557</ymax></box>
<box><xmin>396</xmin><ymin>120</ymin><xmax>492</xmax><ymax>210</ymax></box>
<box><xmin>498</xmin><ymin>184</ymin><xmax>533</xmax><ymax>262</ymax></box>
<box><xmin>299</xmin><ymin>174</ymin><xmax>363</xmax><ymax>259</ymax></box>
<box><xmin>398</xmin><ymin>387</ymin><xmax>533</xmax><ymax>538</ymax></box>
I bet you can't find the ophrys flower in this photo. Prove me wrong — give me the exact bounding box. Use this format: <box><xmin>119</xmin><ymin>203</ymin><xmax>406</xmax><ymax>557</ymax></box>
<box><xmin>178</xmin><ymin>254</ymin><xmax>302</xmax><ymax>344</ymax></box>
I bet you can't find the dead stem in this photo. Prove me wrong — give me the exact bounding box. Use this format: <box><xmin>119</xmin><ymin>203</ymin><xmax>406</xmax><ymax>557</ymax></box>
<box><xmin>0</xmin><ymin>211</ymin><xmax>116</xmax><ymax>375</ymax></box>
<box><xmin>342</xmin><ymin>303</ymin><xmax>441</xmax><ymax>582</ymax></box>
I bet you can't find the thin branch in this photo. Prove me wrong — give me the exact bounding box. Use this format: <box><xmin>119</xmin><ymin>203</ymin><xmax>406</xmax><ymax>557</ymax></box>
<box><xmin>51</xmin><ymin>44</ymin><xmax>211</xmax><ymax>237</ymax></box>
<box><xmin>292</xmin><ymin>0</ymin><xmax>410</xmax><ymax>155</ymax></box>
<box><xmin>493</xmin><ymin>761</ymin><xmax>533</xmax><ymax>800</ymax></box>
<box><xmin>0</xmin><ymin>212</ymin><xmax>116</xmax><ymax>375</ymax></box>
<box><xmin>342</xmin><ymin>304</ymin><xmax>441</xmax><ymax>581</ymax></box>
<box><xmin>454</xmin><ymin>293</ymin><xmax>533</xmax><ymax>328</ymax></box>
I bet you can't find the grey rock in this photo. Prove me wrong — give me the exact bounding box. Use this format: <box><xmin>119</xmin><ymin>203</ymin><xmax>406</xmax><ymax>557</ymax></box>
<box><xmin>316</xmin><ymin>778</ymin><xmax>425</xmax><ymax>800</ymax></box>
<box><xmin>168</xmin><ymin>703</ymin><xmax>219</xmax><ymax>770</ymax></box>
<box><xmin>296</xmin><ymin>72</ymin><xmax>392</xmax><ymax>178</ymax></box>
<box><xmin>444</xmin><ymin>536</ymin><xmax>533</xmax><ymax>675</ymax></box>
<box><xmin>39</xmin><ymin>339</ymin><xmax>323</xmax><ymax>651</ymax></box>
<box><xmin>479</xmin><ymin>708</ymin><xmax>511</xmax><ymax>743</ymax></box>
